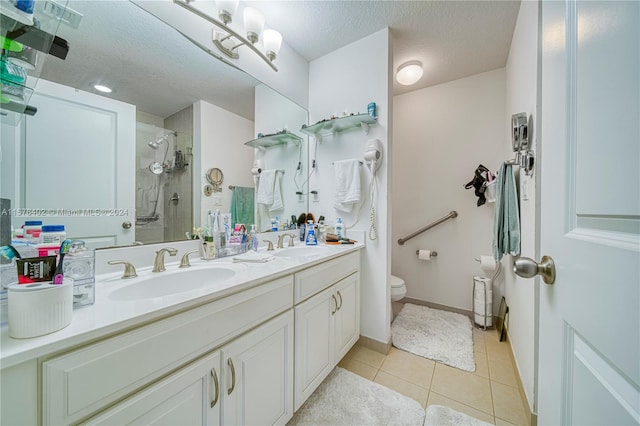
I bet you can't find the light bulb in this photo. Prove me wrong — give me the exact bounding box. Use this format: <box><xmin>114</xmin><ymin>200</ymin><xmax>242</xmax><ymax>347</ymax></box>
<box><xmin>215</xmin><ymin>0</ymin><xmax>238</xmax><ymax>24</ymax></box>
<box><xmin>263</xmin><ymin>29</ymin><xmax>282</xmax><ymax>61</ymax></box>
<box><xmin>243</xmin><ymin>7</ymin><xmax>264</xmax><ymax>44</ymax></box>
<box><xmin>396</xmin><ymin>61</ymin><xmax>423</xmax><ymax>86</ymax></box>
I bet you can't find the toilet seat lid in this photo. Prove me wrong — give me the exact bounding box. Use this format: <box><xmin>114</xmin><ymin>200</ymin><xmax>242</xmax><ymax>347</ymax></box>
<box><xmin>390</xmin><ymin>275</ymin><xmax>405</xmax><ymax>288</ymax></box>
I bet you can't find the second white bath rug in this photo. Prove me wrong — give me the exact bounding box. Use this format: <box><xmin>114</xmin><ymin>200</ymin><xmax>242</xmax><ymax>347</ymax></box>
<box><xmin>391</xmin><ymin>303</ymin><xmax>475</xmax><ymax>372</ymax></box>
<box><xmin>289</xmin><ymin>367</ymin><xmax>425</xmax><ymax>425</ymax></box>
<box><xmin>424</xmin><ymin>405</ymin><xmax>493</xmax><ymax>426</ymax></box>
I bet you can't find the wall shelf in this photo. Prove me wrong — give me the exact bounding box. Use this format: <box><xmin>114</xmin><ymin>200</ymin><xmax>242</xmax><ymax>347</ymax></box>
<box><xmin>1</xmin><ymin>0</ymin><xmax>70</xmax><ymax>125</ymax></box>
<box><xmin>300</xmin><ymin>113</ymin><xmax>377</xmax><ymax>140</ymax></box>
<box><xmin>244</xmin><ymin>131</ymin><xmax>302</xmax><ymax>148</ymax></box>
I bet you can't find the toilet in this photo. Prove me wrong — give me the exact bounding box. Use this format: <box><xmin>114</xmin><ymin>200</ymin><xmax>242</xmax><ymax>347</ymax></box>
<box><xmin>390</xmin><ymin>275</ymin><xmax>407</xmax><ymax>301</ymax></box>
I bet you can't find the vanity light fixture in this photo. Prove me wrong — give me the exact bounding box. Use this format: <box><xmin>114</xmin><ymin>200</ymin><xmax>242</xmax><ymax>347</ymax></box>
<box><xmin>396</xmin><ymin>61</ymin><xmax>423</xmax><ymax>86</ymax></box>
<box><xmin>173</xmin><ymin>0</ymin><xmax>282</xmax><ymax>72</ymax></box>
<box><xmin>93</xmin><ymin>84</ymin><xmax>112</xmax><ymax>93</ymax></box>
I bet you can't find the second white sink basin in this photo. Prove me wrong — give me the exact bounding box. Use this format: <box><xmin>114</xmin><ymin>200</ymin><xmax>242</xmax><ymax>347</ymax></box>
<box><xmin>108</xmin><ymin>266</ymin><xmax>237</xmax><ymax>301</ymax></box>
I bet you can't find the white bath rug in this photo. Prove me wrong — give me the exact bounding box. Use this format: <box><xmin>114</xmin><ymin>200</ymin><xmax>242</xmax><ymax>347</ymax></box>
<box><xmin>391</xmin><ymin>304</ymin><xmax>475</xmax><ymax>372</ymax></box>
<box><xmin>424</xmin><ymin>405</ymin><xmax>493</xmax><ymax>426</ymax></box>
<box><xmin>289</xmin><ymin>367</ymin><xmax>425</xmax><ymax>426</ymax></box>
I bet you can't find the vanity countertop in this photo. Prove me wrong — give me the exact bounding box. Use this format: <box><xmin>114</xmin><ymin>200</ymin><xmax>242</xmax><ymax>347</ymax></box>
<box><xmin>0</xmin><ymin>243</ymin><xmax>364</xmax><ymax>369</ymax></box>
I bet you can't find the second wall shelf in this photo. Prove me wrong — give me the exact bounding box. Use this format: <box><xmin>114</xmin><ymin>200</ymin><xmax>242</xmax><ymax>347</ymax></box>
<box><xmin>244</xmin><ymin>130</ymin><xmax>302</xmax><ymax>148</ymax></box>
<box><xmin>300</xmin><ymin>113</ymin><xmax>377</xmax><ymax>140</ymax></box>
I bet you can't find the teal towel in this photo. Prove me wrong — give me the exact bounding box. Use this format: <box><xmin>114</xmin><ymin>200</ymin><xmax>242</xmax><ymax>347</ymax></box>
<box><xmin>492</xmin><ymin>163</ymin><xmax>520</xmax><ymax>261</ymax></box>
<box><xmin>230</xmin><ymin>186</ymin><xmax>255</xmax><ymax>227</ymax></box>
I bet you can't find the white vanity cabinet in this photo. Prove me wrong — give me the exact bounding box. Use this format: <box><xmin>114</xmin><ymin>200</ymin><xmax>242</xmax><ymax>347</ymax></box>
<box><xmin>42</xmin><ymin>276</ymin><xmax>293</xmax><ymax>425</ymax></box>
<box><xmin>293</xmin><ymin>252</ymin><xmax>360</xmax><ymax>410</ymax></box>
<box><xmin>87</xmin><ymin>310</ymin><xmax>294</xmax><ymax>426</ymax></box>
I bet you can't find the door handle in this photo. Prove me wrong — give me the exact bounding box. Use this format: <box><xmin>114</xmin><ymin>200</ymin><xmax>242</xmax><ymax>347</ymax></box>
<box><xmin>336</xmin><ymin>291</ymin><xmax>343</xmax><ymax>311</ymax></box>
<box><xmin>122</xmin><ymin>221</ymin><xmax>132</xmax><ymax>229</ymax></box>
<box><xmin>210</xmin><ymin>368</ymin><xmax>219</xmax><ymax>408</ymax></box>
<box><xmin>227</xmin><ymin>358</ymin><xmax>236</xmax><ymax>395</ymax></box>
<box><xmin>513</xmin><ymin>255</ymin><xmax>556</xmax><ymax>285</ymax></box>
<box><xmin>331</xmin><ymin>294</ymin><xmax>337</xmax><ymax>315</ymax></box>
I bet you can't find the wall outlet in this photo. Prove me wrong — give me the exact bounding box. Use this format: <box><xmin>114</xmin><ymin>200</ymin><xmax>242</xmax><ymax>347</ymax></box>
<box><xmin>311</xmin><ymin>190</ymin><xmax>319</xmax><ymax>203</ymax></box>
<box><xmin>213</xmin><ymin>196</ymin><xmax>223</xmax><ymax>206</ymax></box>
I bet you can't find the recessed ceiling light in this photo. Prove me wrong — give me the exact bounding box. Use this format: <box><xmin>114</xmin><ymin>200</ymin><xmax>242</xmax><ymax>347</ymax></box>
<box><xmin>396</xmin><ymin>61</ymin><xmax>423</xmax><ymax>86</ymax></box>
<box><xmin>93</xmin><ymin>84</ymin><xmax>112</xmax><ymax>93</ymax></box>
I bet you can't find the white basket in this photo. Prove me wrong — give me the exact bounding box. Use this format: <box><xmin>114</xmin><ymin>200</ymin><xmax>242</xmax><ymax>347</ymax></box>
<box><xmin>8</xmin><ymin>279</ymin><xmax>73</xmax><ymax>339</ymax></box>
<box><xmin>485</xmin><ymin>180</ymin><xmax>497</xmax><ymax>203</ymax></box>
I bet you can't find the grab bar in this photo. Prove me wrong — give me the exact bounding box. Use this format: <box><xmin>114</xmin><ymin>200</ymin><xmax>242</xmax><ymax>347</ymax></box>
<box><xmin>397</xmin><ymin>211</ymin><xmax>458</xmax><ymax>245</ymax></box>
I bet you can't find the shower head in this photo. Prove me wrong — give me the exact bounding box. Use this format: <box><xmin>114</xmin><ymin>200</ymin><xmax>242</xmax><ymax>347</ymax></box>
<box><xmin>148</xmin><ymin>134</ymin><xmax>169</xmax><ymax>150</ymax></box>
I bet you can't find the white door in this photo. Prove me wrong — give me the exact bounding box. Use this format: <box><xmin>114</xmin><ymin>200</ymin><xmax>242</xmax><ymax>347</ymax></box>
<box><xmin>87</xmin><ymin>351</ymin><xmax>221</xmax><ymax>425</ymax></box>
<box><xmin>334</xmin><ymin>272</ymin><xmax>360</xmax><ymax>361</ymax></box>
<box><xmin>293</xmin><ymin>285</ymin><xmax>335</xmax><ymax>411</ymax></box>
<box><xmin>538</xmin><ymin>1</ymin><xmax>639</xmax><ymax>424</ymax></box>
<box><xmin>222</xmin><ymin>311</ymin><xmax>294</xmax><ymax>426</ymax></box>
<box><xmin>22</xmin><ymin>79</ymin><xmax>135</xmax><ymax>247</ymax></box>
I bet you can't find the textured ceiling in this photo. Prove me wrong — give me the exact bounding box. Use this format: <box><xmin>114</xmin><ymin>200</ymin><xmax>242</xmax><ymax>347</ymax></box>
<box><xmin>40</xmin><ymin>1</ymin><xmax>520</xmax><ymax>119</ymax></box>
<box><xmin>244</xmin><ymin>0</ymin><xmax>521</xmax><ymax>95</ymax></box>
<box><xmin>40</xmin><ymin>0</ymin><xmax>259</xmax><ymax>119</ymax></box>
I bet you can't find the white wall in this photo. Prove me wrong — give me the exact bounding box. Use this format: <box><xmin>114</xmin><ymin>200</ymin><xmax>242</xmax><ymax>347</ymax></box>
<box><xmin>392</xmin><ymin>69</ymin><xmax>506</xmax><ymax>312</ymax></box>
<box><xmin>254</xmin><ymin>84</ymin><xmax>309</xmax><ymax>231</ymax></box>
<box><xmin>504</xmin><ymin>0</ymin><xmax>539</xmax><ymax>414</ymax></box>
<box><xmin>193</xmin><ymin>100</ymin><xmax>255</xmax><ymax>227</ymax></box>
<box><xmin>309</xmin><ymin>28</ymin><xmax>392</xmax><ymax>344</ymax></box>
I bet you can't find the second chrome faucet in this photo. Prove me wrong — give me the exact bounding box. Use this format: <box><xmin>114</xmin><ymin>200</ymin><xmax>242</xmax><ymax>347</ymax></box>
<box><xmin>153</xmin><ymin>247</ymin><xmax>178</xmax><ymax>272</ymax></box>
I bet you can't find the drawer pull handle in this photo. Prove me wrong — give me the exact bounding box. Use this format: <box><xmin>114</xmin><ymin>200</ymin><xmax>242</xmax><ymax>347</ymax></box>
<box><xmin>227</xmin><ymin>358</ymin><xmax>236</xmax><ymax>395</ymax></box>
<box><xmin>331</xmin><ymin>294</ymin><xmax>337</xmax><ymax>315</ymax></box>
<box><xmin>337</xmin><ymin>291</ymin><xmax>343</xmax><ymax>311</ymax></box>
<box><xmin>210</xmin><ymin>368</ymin><xmax>219</xmax><ymax>408</ymax></box>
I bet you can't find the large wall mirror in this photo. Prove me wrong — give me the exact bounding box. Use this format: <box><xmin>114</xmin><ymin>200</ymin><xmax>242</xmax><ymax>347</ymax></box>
<box><xmin>0</xmin><ymin>0</ymin><xmax>309</xmax><ymax>249</ymax></box>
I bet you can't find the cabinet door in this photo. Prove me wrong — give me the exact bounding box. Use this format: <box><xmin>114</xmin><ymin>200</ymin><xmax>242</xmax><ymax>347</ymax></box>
<box><xmin>293</xmin><ymin>285</ymin><xmax>336</xmax><ymax>411</ymax></box>
<box><xmin>334</xmin><ymin>272</ymin><xmax>360</xmax><ymax>361</ymax></box>
<box><xmin>222</xmin><ymin>310</ymin><xmax>294</xmax><ymax>426</ymax></box>
<box><xmin>87</xmin><ymin>352</ymin><xmax>221</xmax><ymax>426</ymax></box>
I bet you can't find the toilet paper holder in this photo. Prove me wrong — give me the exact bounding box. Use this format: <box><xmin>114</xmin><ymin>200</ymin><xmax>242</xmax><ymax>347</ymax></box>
<box><xmin>415</xmin><ymin>250</ymin><xmax>437</xmax><ymax>257</ymax></box>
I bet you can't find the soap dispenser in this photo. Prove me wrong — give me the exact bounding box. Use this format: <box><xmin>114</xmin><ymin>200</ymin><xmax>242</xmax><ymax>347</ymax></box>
<box><xmin>305</xmin><ymin>220</ymin><xmax>318</xmax><ymax>245</ymax></box>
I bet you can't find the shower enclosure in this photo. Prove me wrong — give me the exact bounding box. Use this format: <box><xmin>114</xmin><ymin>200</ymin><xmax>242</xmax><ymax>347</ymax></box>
<box><xmin>135</xmin><ymin>122</ymin><xmax>193</xmax><ymax>244</ymax></box>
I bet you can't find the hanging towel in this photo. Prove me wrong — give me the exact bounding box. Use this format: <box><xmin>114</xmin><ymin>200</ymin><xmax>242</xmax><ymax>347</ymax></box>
<box><xmin>492</xmin><ymin>163</ymin><xmax>521</xmax><ymax>261</ymax></box>
<box><xmin>230</xmin><ymin>186</ymin><xmax>255</xmax><ymax>227</ymax></box>
<box><xmin>333</xmin><ymin>159</ymin><xmax>361</xmax><ymax>212</ymax></box>
<box><xmin>256</xmin><ymin>170</ymin><xmax>283</xmax><ymax>212</ymax></box>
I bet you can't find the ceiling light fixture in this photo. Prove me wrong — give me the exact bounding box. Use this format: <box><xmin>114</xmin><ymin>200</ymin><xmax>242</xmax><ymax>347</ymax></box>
<box><xmin>173</xmin><ymin>0</ymin><xmax>282</xmax><ymax>72</ymax></box>
<box><xmin>93</xmin><ymin>84</ymin><xmax>112</xmax><ymax>93</ymax></box>
<box><xmin>396</xmin><ymin>61</ymin><xmax>423</xmax><ymax>86</ymax></box>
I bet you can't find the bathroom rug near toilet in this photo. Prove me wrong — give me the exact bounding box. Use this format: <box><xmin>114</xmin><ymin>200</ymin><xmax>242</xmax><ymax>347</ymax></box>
<box><xmin>424</xmin><ymin>405</ymin><xmax>493</xmax><ymax>426</ymax></box>
<box><xmin>289</xmin><ymin>367</ymin><xmax>425</xmax><ymax>425</ymax></box>
<box><xmin>391</xmin><ymin>304</ymin><xmax>475</xmax><ymax>372</ymax></box>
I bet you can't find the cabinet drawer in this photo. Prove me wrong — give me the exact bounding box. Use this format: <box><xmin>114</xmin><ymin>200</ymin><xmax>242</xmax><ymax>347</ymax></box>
<box><xmin>42</xmin><ymin>276</ymin><xmax>293</xmax><ymax>425</ymax></box>
<box><xmin>294</xmin><ymin>252</ymin><xmax>359</xmax><ymax>304</ymax></box>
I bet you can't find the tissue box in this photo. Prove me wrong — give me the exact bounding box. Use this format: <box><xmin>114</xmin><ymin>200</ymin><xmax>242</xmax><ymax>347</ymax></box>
<box><xmin>63</xmin><ymin>248</ymin><xmax>95</xmax><ymax>307</ymax></box>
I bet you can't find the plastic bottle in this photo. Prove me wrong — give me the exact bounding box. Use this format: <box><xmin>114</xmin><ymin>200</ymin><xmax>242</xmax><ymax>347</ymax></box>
<box><xmin>271</xmin><ymin>218</ymin><xmax>278</xmax><ymax>232</ymax></box>
<box><xmin>249</xmin><ymin>225</ymin><xmax>259</xmax><ymax>251</ymax></box>
<box><xmin>305</xmin><ymin>220</ymin><xmax>317</xmax><ymax>245</ymax></box>
<box><xmin>335</xmin><ymin>217</ymin><xmax>344</xmax><ymax>239</ymax></box>
<box><xmin>39</xmin><ymin>225</ymin><xmax>66</xmax><ymax>245</ymax></box>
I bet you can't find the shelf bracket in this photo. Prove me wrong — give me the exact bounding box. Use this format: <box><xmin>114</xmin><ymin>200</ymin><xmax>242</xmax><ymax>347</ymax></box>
<box><xmin>361</xmin><ymin>122</ymin><xmax>370</xmax><ymax>135</ymax></box>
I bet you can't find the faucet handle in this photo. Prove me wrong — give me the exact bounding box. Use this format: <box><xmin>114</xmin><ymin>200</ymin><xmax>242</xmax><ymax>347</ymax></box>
<box><xmin>263</xmin><ymin>240</ymin><xmax>274</xmax><ymax>251</ymax></box>
<box><xmin>108</xmin><ymin>260</ymin><xmax>138</xmax><ymax>279</ymax></box>
<box><xmin>180</xmin><ymin>249</ymin><xmax>199</xmax><ymax>268</ymax></box>
<box><xmin>287</xmin><ymin>233</ymin><xmax>297</xmax><ymax>247</ymax></box>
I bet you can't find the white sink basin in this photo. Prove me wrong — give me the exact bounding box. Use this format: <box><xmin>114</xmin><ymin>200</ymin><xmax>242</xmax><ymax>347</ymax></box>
<box><xmin>108</xmin><ymin>266</ymin><xmax>237</xmax><ymax>301</ymax></box>
<box><xmin>271</xmin><ymin>245</ymin><xmax>333</xmax><ymax>259</ymax></box>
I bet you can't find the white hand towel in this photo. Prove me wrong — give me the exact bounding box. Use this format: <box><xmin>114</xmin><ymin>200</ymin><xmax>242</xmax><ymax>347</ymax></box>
<box><xmin>333</xmin><ymin>159</ymin><xmax>361</xmax><ymax>212</ymax></box>
<box><xmin>232</xmin><ymin>251</ymin><xmax>276</xmax><ymax>263</ymax></box>
<box><xmin>256</xmin><ymin>169</ymin><xmax>283</xmax><ymax>212</ymax></box>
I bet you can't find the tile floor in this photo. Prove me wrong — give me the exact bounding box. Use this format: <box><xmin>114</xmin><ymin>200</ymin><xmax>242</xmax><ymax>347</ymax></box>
<box><xmin>337</xmin><ymin>324</ymin><xmax>530</xmax><ymax>425</ymax></box>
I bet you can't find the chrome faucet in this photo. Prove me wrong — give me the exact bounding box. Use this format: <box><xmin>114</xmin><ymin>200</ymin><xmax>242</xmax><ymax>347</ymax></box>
<box><xmin>277</xmin><ymin>233</ymin><xmax>297</xmax><ymax>248</ymax></box>
<box><xmin>152</xmin><ymin>247</ymin><xmax>178</xmax><ymax>272</ymax></box>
